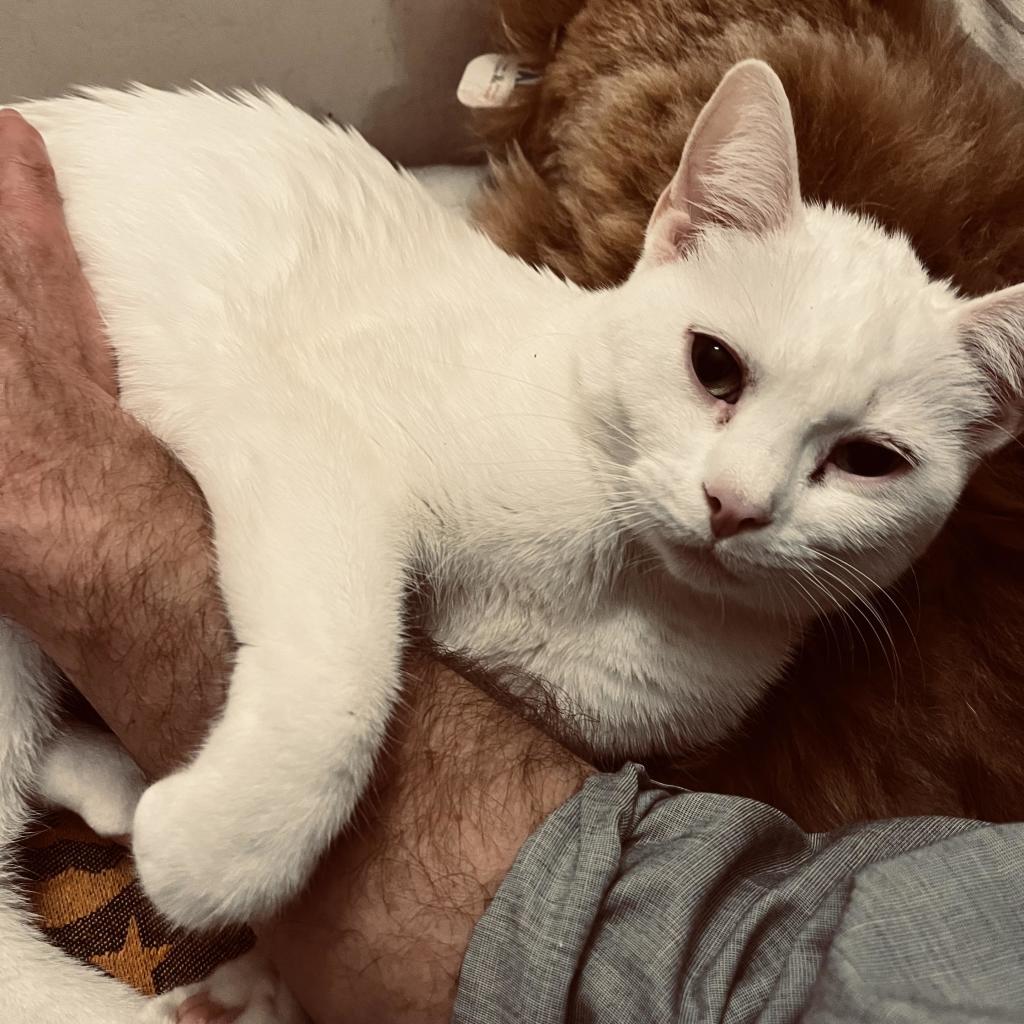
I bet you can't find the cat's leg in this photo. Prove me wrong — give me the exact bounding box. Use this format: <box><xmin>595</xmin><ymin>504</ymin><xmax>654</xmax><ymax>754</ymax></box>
<box><xmin>35</xmin><ymin>721</ymin><xmax>146</xmax><ymax>839</ymax></box>
<box><xmin>132</xmin><ymin>475</ymin><xmax>407</xmax><ymax>930</ymax></box>
<box><xmin>0</xmin><ymin>620</ymin><xmax>163</xmax><ymax>1024</ymax></box>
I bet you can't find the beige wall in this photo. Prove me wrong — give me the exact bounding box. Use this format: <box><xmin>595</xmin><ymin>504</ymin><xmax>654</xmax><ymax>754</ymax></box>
<box><xmin>1</xmin><ymin>0</ymin><xmax>493</xmax><ymax>165</ymax></box>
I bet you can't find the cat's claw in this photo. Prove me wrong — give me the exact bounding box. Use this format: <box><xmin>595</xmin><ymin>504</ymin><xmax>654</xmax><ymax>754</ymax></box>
<box><xmin>132</xmin><ymin>766</ymin><xmax>317</xmax><ymax>930</ymax></box>
<box><xmin>147</xmin><ymin>950</ymin><xmax>308</xmax><ymax>1024</ymax></box>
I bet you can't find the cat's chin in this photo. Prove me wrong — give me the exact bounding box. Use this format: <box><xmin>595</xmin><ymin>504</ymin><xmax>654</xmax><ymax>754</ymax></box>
<box><xmin>673</xmin><ymin>544</ymin><xmax>738</xmax><ymax>583</ymax></box>
<box><xmin>645</xmin><ymin>532</ymin><xmax>743</xmax><ymax>593</ymax></box>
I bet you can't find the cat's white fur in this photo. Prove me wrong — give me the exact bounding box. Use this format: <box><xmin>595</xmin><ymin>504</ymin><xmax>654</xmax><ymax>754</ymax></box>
<box><xmin>2</xmin><ymin>61</ymin><xmax>1023</xmax><ymax>1021</ymax></box>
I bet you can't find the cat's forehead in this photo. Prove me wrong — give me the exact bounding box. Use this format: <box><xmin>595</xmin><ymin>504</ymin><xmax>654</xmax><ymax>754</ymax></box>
<box><xmin>686</xmin><ymin>208</ymin><xmax>961</xmax><ymax>396</ymax></box>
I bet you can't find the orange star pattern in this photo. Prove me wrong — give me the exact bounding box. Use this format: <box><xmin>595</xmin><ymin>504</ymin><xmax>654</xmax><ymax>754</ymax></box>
<box><xmin>90</xmin><ymin>915</ymin><xmax>172</xmax><ymax>996</ymax></box>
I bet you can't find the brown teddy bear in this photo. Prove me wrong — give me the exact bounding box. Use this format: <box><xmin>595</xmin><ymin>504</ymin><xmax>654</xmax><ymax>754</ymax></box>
<box><xmin>470</xmin><ymin>0</ymin><xmax>1024</xmax><ymax>829</ymax></box>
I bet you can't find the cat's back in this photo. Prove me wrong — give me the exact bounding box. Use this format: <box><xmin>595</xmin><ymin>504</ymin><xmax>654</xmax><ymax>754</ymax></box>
<box><xmin>17</xmin><ymin>87</ymin><xmax>472</xmax><ymax>364</ymax></box>
<box><xmin>16</xmin><ymin>86</ymin><xmax>515</xmax><ymax>448</ymax></box>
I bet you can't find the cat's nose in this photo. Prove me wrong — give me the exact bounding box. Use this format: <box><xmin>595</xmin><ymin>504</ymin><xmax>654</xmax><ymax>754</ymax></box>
<box><xmin>703</xmin><ymin>483</ymin><xmax>773</xmax><ymax>540</ymax></box>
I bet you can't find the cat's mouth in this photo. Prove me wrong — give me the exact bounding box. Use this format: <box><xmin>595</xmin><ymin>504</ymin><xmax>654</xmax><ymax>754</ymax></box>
<box><xmin>638</xmin><ymin>511</ymin><xmax>749</xmax><ymax>589</ymax></box>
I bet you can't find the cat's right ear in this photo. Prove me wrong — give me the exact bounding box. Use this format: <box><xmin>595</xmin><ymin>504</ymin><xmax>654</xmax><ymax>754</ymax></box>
<box><xmin>958</xmin><ymin>282</ymin><xmax>1024</xmax><ymax>455</ymax></box>
<box><xmin>636</xmin><ymin>60</ymin><xmax>803</xmax><ymax>272</ymax></box>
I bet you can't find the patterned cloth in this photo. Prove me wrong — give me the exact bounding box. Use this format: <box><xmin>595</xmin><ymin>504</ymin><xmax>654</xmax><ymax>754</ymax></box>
<box><xmin>454</xmin><ymin>766</ymin><xmax>1024</xmax><ymax>1023</ymax></box>
<box><xmin>21</xmin><ymin>812</ymin><xmax>253</xmax><ymax>996</ymax></box>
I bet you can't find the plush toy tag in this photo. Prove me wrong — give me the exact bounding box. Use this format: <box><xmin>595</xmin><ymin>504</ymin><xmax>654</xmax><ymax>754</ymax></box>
<box><xmin>457</xmin><ymin>54</ymin><xmax>540</xmax><ymax>108</ymax></box>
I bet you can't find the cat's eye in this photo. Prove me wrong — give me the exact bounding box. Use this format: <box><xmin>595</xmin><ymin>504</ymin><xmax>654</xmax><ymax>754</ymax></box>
<box><xmin>829</xmin><ymin>440</ymin><xmax>908</xmax><ymax>479</ymax></box>
<box><xmin>691</xmin><ymin>332</ymin><xmax>744</xmax><ymax>404</ymax></box>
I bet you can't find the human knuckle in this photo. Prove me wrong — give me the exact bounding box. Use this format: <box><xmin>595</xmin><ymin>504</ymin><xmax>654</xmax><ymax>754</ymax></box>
<box><xmin>27</xmin><ymin>157</ymin><xmax>57</xmax><ymax>189</ymax></box>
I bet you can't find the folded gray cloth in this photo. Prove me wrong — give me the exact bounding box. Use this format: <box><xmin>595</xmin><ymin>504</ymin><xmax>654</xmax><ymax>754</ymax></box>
<box><xmin>454</xmin><ymin>765</ymin><xmax>1024</xmax><ymax>1024</ymax></box>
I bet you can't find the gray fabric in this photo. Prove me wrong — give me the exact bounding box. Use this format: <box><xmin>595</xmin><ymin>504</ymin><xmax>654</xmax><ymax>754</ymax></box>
<box><xmin>453</xmin><ymin>765</ymin><xmax>1024</xmax><ymax>1023</ymax></box>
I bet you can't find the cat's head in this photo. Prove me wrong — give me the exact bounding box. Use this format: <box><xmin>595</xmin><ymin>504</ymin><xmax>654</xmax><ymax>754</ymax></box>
<box><xmin>583</xmin><ymin>60</ymin><xmax>1024</xmax><ymax>614</ymax></box>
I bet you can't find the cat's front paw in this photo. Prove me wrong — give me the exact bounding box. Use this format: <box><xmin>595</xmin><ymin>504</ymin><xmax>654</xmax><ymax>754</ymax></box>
<box><xmin>133</xmin><ymin>767</ymin><xmax>316</xmax><ymax>931</ymax></box>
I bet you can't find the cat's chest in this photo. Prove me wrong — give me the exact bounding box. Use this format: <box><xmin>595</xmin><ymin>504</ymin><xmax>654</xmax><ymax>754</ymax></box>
<box><xmin>422</xmin><ymin>553</ymin><xmax>793</xmax><ymax>754</ymax></box>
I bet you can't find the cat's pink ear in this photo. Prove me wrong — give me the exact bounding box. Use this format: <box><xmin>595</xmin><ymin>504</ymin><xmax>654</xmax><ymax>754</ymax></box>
<box><xmin>958</xmin><ymin>283</ymin><xmax>1024</xmax><ymax>454</ymax></box>
<box><xmin>637</xmin><ymin>60</ymin><xmax>802</xmax><ymax>271</ymax></box>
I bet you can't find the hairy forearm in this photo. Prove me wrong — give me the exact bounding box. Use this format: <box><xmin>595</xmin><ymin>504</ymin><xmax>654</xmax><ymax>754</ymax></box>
<box><xmin>0</xmin><ymin>373</ymin><xmax>232</xmax><ymax>776</ymax></box>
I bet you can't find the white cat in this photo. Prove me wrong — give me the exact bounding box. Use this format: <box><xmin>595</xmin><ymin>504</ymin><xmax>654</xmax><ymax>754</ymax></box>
<box><xmin>2</xmin><ymin>61</ymin><xmax>1023</xmax><ymax>1022</ymax></box>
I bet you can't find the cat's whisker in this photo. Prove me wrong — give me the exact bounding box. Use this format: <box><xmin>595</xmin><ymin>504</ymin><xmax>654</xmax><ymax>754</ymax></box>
<box><xmin>783</xmin><ymin>557</ymin><xmax>859</xmax><ymax>650</ymax></box>
<box><xmin>791</xmin><ymin>566</ymin><xmax>855</xmax><ymax>661</ymax></box>
<box><xmin>807</xmin><ymin>564</ymin><xmax>903</xmax><ymax>684</ymax></box>
<box><xmin>811</xmin><ymin>550</ymin><xmax>923</xmax><ymax>670</ymax></box>
<box><xmin>765</xmin><ymin>575</ymin><xmax>811</xmax><ymax>653</ymax></box>
<box><xmin>798</xmin><ymin>569</ymin><xmax>871</xmax><ymax>668</ymax></box>
<box><xmin>787</xmin><ymin>572</ymin><xmax>836</xmax><ymax>641</ymax></box>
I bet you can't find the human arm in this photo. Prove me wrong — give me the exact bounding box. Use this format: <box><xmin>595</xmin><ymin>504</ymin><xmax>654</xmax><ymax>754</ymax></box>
<box><xmin>0</xmin><ymin>109</ymin><xmax>229</xmax><ymax>773</ymax></box>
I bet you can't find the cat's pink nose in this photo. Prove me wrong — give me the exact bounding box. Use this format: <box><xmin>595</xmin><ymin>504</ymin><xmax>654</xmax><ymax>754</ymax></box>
<box><xmin>703</xmin><ymin>483</ymin><xmax>773</xmax><ymax>540</ymax></box>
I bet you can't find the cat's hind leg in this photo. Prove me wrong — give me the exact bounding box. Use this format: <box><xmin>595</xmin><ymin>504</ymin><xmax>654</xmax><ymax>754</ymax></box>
<box><xmin>36</xmin><ymin>724</ymin><xmax>306</xmax><ymax>1023</ymax></box>
<box><xmin>152</xmin><ymin>950</ymin><xmax>308</xmax><ymax>1024</ymax></box>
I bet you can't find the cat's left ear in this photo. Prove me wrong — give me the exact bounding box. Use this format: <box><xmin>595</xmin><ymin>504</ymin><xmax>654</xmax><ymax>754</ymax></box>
<box><xmin>958</xmin><ymin>282</ymin><xmax>1024</xmax><ymax>455</ymax></box>
<box><xmin>635</xmin><ymin>60</ymin><xmax>803</xmax><ymax>273</ymax></box>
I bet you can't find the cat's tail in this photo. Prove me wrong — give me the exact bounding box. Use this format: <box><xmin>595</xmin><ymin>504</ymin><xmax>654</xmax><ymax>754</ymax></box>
<box><xmin>0</xmin><ymin>620</ymin><xmax>157</xmax><ymax>1024</ymax></box>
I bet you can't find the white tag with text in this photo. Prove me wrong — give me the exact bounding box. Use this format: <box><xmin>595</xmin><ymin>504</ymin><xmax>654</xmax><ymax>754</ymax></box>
<box><xmin>457</xmin><ymin>54</ymin><xmax>540</xmax><ymax>108</ymax></box>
